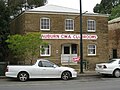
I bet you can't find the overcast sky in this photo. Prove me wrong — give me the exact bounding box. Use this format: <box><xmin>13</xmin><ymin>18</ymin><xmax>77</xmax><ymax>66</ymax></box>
<box><xmin>47</xmin><ymin>0</ymin><xmax>102</xmax><ymax>12</ymax></box>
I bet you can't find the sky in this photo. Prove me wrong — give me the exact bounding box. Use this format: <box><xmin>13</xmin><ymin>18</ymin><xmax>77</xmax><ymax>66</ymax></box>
<box><xmin>47</xmin><ymin>0</ymin><xmax>102</xmax><ymax>12</ymax></box>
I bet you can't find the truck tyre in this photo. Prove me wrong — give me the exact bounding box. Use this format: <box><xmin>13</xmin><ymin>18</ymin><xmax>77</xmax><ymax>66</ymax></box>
<box><xmin>61</xmin><ymin>71</ymin><xmax>71</xmax><ymax>80</ymax></box>
<box><xmin>18</xmin><ymin>72</ymin><xmax>29</xmax><ymax>82</ymax></box>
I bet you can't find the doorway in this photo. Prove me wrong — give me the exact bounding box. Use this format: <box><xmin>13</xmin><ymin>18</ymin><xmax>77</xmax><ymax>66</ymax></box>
<box><xmin>112</xmin><ymin>49</ymin><xmax>117</xmax><ymax>58</ymax></box>
<box><xmin>61</xmin><ymin>44</ymin><xmax>78</xmax><ymax>64</ymax></box>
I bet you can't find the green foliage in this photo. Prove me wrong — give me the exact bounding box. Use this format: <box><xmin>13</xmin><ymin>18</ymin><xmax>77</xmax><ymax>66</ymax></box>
<box><xmin>94</xmin><ymin>0</ymin><xmax>113</xmax><ymax>14</ymax></box>
<box><xmin>109</xmin><ymin>5</ymin><xmax>120</xmax><ymax>20</ymax></box>
<box><xmin>8</xmin><ymin>0</ymin><xmax>47</xmax><ymax>18</ymax></box>
<box><xmin>27</xmin><ymin>0</ymin><xmax>47</xmax><ymax>8</ymax></box>
<box><xmin>6</xmin><ymin>33</ymin><xmax>46</xmax><ymax>63</ymax></box>
<box><xmin>94</xmin><ymin>0</ymin><xmax>120</xmax><ymax>20</ymax></box>
<box><xmin>0</xmin><ymin>0</ymin><xmax>47</xmax><ymax>62</ymax></box>
<box><xmin>6</xmin><ymin>34</ymin><xmax>25</xmax><ymax>56</ymax></box>
<box><xmin>0</xmin><ymin>0</ymin><xmax>10</xmax><ymax>62</ymax></box>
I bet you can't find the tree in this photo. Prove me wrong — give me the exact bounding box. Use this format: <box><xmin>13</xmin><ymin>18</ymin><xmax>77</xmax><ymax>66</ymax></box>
<box><xmin>109</xmin><ymin>4</ymin><xmax>120</xmax><ymax>20</ymax></box>
<box><xmin>0</xmin><ymin>0</ymin><xmax>47</xmax><ymax>62</ymax></box>
<box><xmin>27</xmin><ymin>0</ymin><xmax>47</xmax><ymax>8</ymax></box>
<box><xmin>0</xmin><ymin>0</ymin><xmax>10</xmax><ymax>62</ymax></box>
<box><xmin>6</xmin><ymin>33</ymin><xmax>47</xmax><ymax>64</ymax></box>
<box><xmin>94</xmin><ymin>0</ymin><xmax>120</xmax><ymax>20</ymax></box>
<box><xmin>8</xmin><ymin>0</ymin><xmax>47</xmax><ymax>18</ymax></box>
<box><xmin>94</xmin><ymin>0</ymin><xmax>120</xmax><ymax>14</ymax></box>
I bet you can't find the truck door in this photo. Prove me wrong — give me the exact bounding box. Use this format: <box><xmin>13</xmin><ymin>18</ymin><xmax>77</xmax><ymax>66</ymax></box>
<box><xmin>41</xmin><ymin>61</ymin><xmax>60</xmax><ymax>78</ymax></box>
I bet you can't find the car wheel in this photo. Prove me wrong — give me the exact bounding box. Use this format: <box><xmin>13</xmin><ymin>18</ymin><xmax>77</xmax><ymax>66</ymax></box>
<box><xmin>61</xmin><ymin>71</ymin><xmax>71</xmax><ymax>80</ymax></box>
<box><xmin>18</xmin><ymin>72</ymin><xmax>29</xmax><ymax>82</ymax></box>
<box><xmin>113</xmin><ymin>70</ymin><xmax>120</xmax><ymax>78</ymax></box>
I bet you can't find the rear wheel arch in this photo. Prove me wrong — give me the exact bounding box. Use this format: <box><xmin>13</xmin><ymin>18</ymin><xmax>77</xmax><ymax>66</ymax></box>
<box><xmin>18</xmin><ymin>71</ymin><xmax>29</xmax><ymax>76</ymax></box>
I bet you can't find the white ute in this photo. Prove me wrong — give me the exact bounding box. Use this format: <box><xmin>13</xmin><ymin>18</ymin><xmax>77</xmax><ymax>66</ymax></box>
<box><xmin>5</xmin><ymin>59</ymin><xmax>77</xmax><ymax>81</ymax></box>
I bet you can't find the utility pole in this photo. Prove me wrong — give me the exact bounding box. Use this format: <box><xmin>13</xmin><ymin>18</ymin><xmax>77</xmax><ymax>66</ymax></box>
<box><xmin>79</xmin><ymin>0</ymin><xmax>83</xmax><ymax>73</ymax></box>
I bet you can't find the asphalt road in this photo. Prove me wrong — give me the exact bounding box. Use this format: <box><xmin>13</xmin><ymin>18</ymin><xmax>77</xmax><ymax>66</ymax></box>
<box><xmin>0</xmin><ymin>76</ymin><xmax>120</xmax><ymax>90</ymax></box>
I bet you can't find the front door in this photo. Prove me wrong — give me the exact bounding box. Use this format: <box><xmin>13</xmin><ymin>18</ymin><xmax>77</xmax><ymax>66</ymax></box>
<box><xmin>37</xmin><ymin>61</ymin><xmax>60</xmax><ymax>78</ymax></box>
<box><xmin>61</xmin><ymin>44</ymin><xmax>77</xmax><ymax>64</ymax></box>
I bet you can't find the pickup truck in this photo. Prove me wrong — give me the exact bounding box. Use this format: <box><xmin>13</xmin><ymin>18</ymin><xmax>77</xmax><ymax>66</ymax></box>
<box><xmin>5</xmin><ymin>59</ymin><xmax>77</xmax><ymax>81</ymax></box>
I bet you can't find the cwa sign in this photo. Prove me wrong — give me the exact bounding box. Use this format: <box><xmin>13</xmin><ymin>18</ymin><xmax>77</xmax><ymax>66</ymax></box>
<box><xmin>41</xmin><ymin>34</ymin><xmax>98</xmax><ymax>40</ymax></box>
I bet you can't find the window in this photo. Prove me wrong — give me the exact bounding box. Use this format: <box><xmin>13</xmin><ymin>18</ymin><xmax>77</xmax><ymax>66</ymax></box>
<box><xmin>40</xmin><ymin>18</ymin><xmax>50</xmax><ymax>30</ymax></box>
<box><xmin>38</xmin><ymin>61</ymin><xmax>42</xmax><ymax>67</ymax></box>
<box><xmin>40</xmin><ymin>44</ymin><xmax>51</xmax><ymax>56</ymax></box>
<box><xmin>65</xmin><ymin>19</ymin><xmax>74</xmax><ymax>31</ymax></box>
<box><xmin>71</xmin><ymin>44</ymin><xmax>77</xmax><ymax>54</ymax></box>
<box><xmin>38</xmin><ymin>61</ymin><xmax>54</xmax><ymax>67</ymax></box>
<box><xmin>88</xmin><ymin>44</ymin><xmax>96</xmax><ymax>55</ymax></box>
<box><xmin>42</xmin><ymin>61</ymin><xmax>54</xmax><ymax>67</ymax></box>
<box><xmin>119</xmin><ymin>60</ymin><xmax>120</xmax><ymax>64</ymax></box>
<box><xmin>64</xmin><ymin>46</ymin><xmax>70</xmax><ymax>54</ymax></box>
<box><xmin>87</xmin><ymin>20</ymin><xmax>96</xmax><ymax>32</ymax></box>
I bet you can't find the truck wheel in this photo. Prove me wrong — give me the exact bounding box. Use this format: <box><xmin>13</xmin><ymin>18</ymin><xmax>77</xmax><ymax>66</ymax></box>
<box><xmin>113</xmin><ymin>70</ymin><xmax>120</xmax><ymax>78</ymax></box>
<box><xmin>18</xmin><ymin>72</ymin><xmax>29</xmax><ymax>82</ymax></box>
<box><xmin>61</xmin><ymin>71</ymin><xmax>71</xmax><ymax>80</ymax></box>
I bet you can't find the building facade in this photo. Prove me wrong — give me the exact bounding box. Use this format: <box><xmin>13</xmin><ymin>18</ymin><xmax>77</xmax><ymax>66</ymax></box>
<box><xmin>109</xmin><ymin>17</ymin><xmax>120</xmax><ymax>59</ymax></box>
<box><xmin>10</xmin><ymin>5</ymin><xmax>109</xmax><ymax>70</ymax></box>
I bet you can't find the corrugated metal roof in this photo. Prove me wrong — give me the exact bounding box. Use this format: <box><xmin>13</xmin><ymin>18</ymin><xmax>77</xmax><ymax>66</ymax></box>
<box><xmin>26</xmin><ymin>4</ymin><xmax>108</xmax><ymax>17</ymax></box>
<box><xmin>28</xmin><ymin>4</ymin><xmax>80</xmax><ymax>13</ymax></box>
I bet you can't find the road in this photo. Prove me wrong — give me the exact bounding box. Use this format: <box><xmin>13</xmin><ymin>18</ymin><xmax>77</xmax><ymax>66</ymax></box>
<box><xmin>0</xmin><ymin>76</ymin><xmax>120</xmax><ymax>90</ymax></box>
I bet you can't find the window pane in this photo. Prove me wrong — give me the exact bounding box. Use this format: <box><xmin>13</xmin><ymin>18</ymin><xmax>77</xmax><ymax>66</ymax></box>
<box><xmin>72</xmin><ymin>44</ymin><xmax>77</xmax><ymax>54</ymax></box>
<box><xmin>88</xmin><ymin>45</ymin><xmax>96</xmax><ymax>55</ymax></box>
<box><xmin>42</xmin><ymin>61</ymin><xmax>54</xmax><ymax>67</ymax></box>
<box><xmin>40</xmin><ymin>18</ymin><xmax>50</xmax><ymax>30</ymax></box>
<box><xmin>38</xmin><ymin>61</ymin><xmax>42</xmax><ymax>67</ymax></box>
<box><xmin>65</xmin><ymin>19</ymin><xmax>74</xmax><ymax>30</ymax></box>
<box><xmin>64</xmin><ymin>46</ymin><xmax>70</xmax><ymax>54</ymax></box>
<box><xmin>87</xmin><ymin>20</ymin><xmax>96</xmax><ymax>31</ymax></box>
<box><xmin>40</xmin><ymin>45</ymin><xmax>51</xmax><ymax>56</ymax></box>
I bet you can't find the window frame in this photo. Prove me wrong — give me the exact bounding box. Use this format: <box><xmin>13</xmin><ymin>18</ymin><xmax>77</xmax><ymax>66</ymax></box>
<box><xmin>87</xmin><ymin>44</ymin><xmax>96</xmax><ymax>56</ymax></box>
<box><xmin>40</xmin><ymin>17</ymin><xmax>50</xmax><ymax>31</ymax></box>
<box><xmin>40</xmin><ymin>44</ymin><xmax>51</xmax><ymax>56</ymax></box>
<box><xmin>65</xmin><ymin>19</ymin><xmax>74</xmax><ymax>31</ymax></box>
<box><xmin>87</xmin><ymin>19</ymin><xmax>96</xmax><ymax>32</ymax></box>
